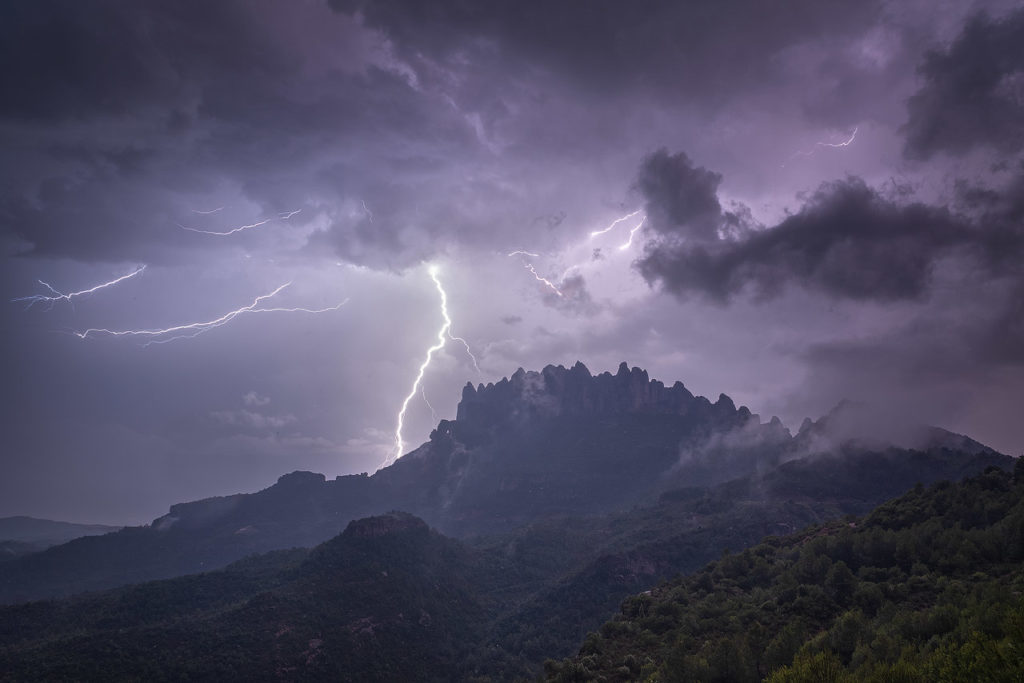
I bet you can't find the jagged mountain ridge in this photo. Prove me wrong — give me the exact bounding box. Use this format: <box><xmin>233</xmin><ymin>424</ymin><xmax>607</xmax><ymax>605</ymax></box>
<box><xmin>0</xmin><ymin>361</ymin><xmax>1005</xmax><ymax>604</ymax></box>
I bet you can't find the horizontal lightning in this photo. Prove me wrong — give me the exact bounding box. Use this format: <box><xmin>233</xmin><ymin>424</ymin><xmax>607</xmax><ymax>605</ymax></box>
<box><xmin>507</xmin><ymin>250</ymin><xmax>540</xmax><ymax>257</ymax></box>
<box><xmin>590</xmin><ymin>209</ymin><xmax>643</xmax><ymax>238</ymax></box>
<box><xmin>12</xmin><ymin>266</ymin><xmax>147</xmax><ymax>310</ymax></box>
<box><xmin>191</xmin><ymin>207</ymin><xmax>225</xmax><ymax>215</ymax></box>
<box><xmin>178</xmin><ymin>209</ymin><xmax>302</xmax><ymax>236</ymax></box>
<box><xmin>783</xmin><ymin>126</ymin><xmax>859</xmax><ymax>166</ymax></box>
<box><xmin>74</xmin><ymin>283</ymin><xmax>348</xmax><ymax>346</ymax></box>
<box><xmin>819</xmin><ymin>127</ymin><xmax>858</xmax><ymax>148</ymax></box>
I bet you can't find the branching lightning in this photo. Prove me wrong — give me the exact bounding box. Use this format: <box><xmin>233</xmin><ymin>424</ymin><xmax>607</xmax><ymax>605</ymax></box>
<box><xmin>178</xmin><ymin>208</ymin><xmax>302</xmax><ymax>236</ymax></box>
<box><xmin>74</xmin><ymin>283</ymin><xmax>348</xmax><ymax>346</ymax></box>
<box><xmin>590</xmin><ymin>209</ymin><xmax>643</xmax><ymax>238</ymax></box>
<box><xmin>618</xmin><ymin>214</ymin><xmax>647</xmax><ymax>251</ymax></box>
<box><xmin>448</xmin><ymin>331</ymin><xmax>481</xmax><ymax>373</ymax></box>
<box><xmin>507</xmin><ymin>209</ymin><xmax>647</xmax><ymax>299</ymax></box>
<box><xmin>420</xmin><ymin>384</ymin><xmax>438</xmax><ymax>423</ymax></box>
<box><xmin>385</xmin><ymin>265</ymin><xmax>480</xmax><ymax>468</ymax></box>
<box><xmin>12</xmin><ymin>266</ymin><xmax>147</xmax><ymax>311</ymax></box>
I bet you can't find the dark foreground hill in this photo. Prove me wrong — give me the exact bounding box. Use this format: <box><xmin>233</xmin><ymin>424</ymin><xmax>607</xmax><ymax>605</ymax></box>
<box><xmin>0</xmin><ymin>512</ymin><xmax>491</xmax><ymax>682</ymax></box>
<box><xmin>547</xmin><ymin>464</ymin><xmax>1024</xmax><ymax>682</ymax></box>
<box><xmin>2</xmin><ymin>468</ymin><xmax>1020</xmax><ymax>681</ymax></box>
<box><xmin>0</xmin><ymin>363</ymin><xmax>1010</xmax><ymax>607</ymax></box>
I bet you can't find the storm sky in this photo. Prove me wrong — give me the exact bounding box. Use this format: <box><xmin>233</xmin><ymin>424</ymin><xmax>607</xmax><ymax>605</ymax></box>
<box><xmin>2</xmin><ymin>0</ymin><xmax>1023</xmax><ymax>524</ymax></box>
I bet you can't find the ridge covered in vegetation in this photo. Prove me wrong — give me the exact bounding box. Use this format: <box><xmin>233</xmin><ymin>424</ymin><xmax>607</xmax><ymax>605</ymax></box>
<box><xmin>547</xmin><ymin>464</ymin><xmax>1024</xmax><ymax>682</ymax></box>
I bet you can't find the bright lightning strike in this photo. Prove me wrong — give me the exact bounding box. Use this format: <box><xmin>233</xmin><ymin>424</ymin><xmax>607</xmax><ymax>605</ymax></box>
<box><xmin>385</xmin><ymin>265</ymin><xmax>480</xmax><ymax>468</ymax></box>
<box><xmin>507</xmin><ymin>250</ymin><xmax>540</xmax><ymax>257</ymax></box>
<box><xmin>590</xmin><ymin>209</ymin><xmax>643</xmax><ymax>238</ymax></box>
<box><xmin>618</xmin><ymin>215</ymin><xmax>647</xmax><ymax>251</ymax></box>
<box><xmin>12</xmin><ymin>266</ymin><xmax>147</xmax><ymax>311</ymax></box>
<box><xmin>178</xmin><ymin>208</ymin><xmax>302</xmax><ymax>236</ymax></box>
<box><xmin>74</xmin><ymin>283</ymin><xmax>348</xmax><ymax>346</ymax></box>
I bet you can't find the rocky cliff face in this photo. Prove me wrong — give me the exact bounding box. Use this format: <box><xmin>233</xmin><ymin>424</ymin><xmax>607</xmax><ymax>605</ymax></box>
<box><xmin>452</xmin><ymin>360</ymin><xmax>749</xmax><ymax>436</ymax></box>
<box><xmin>455</xmin><ymin>361</ymin><xmax>738</xmax><ymax>424</ymax></box>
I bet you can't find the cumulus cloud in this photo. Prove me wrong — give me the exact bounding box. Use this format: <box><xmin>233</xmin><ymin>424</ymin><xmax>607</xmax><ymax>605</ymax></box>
<box><xmin>638</xmin><ymin>174</ymin><xmax>975</xmax><ymax>303</ymax></box>
<box><xmin>635</xmin><ymin>146</ymin><xmax>1024</xmax><ymax>305</ymax></box>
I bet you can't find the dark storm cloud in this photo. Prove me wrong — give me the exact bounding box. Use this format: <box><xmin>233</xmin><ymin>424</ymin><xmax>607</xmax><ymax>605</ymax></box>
<box><xmin>637</xmin><ymin>174</ymin><xmax>973</xmax><ymax>303</ymax></box>
<box><xmin>331</xmin><ymin>0</ymin><xmax>881</xmax><ymax>102</ymax></box>
<box><xmin>904</xmin><ymin>8</ymin><xmax>1024</xmax><ymax>159</ymax></box>
<box><xmin>0</xmin><ymin>1</ymin><xmax>291</xmax><ymax>121</ymax></box>
<box><xmin>635</xmin><ymin>150</ymin><xmax>726</xmax><ymax>242</ymax></box>
<box><xmin>0</xmin><ymin>0</ymin><xmax>479</xmax><ymax>267</ymax></box>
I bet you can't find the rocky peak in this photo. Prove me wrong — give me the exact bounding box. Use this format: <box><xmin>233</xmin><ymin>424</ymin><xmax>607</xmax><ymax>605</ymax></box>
<box><xmin>455</xmin><ymin>362</ymin><xmax>725</xmax><ymax>425</ymax></box>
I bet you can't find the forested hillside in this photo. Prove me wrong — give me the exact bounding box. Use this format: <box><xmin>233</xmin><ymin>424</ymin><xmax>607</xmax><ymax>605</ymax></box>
<box><xmin>547</xmin><ymin>464</ymin><xmax>1024</xmax><ymax>682</ymax></box>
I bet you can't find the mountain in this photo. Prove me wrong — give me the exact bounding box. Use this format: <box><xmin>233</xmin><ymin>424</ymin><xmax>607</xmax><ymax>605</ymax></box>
<box><xmin>0</xmin><ymin>513</ymin><xmax>494</xmax><ymax>681</ymax></box>
<box><xmin>546</xmin><ymin>464</ymin><xmax>1024</xmax><ymax>682</ymax></box>
<box><xmin>0</xmin><ymin>362</ymin><xmax>1009</xmax><ymax>605</ymax></box>
<box><xmin>2</xmin><ymin>467</ymin><xmax>1020</xmax><ymax>681</ymax></box>
<box><xmin>0</xmin><ymin>517</ymin><xmax>120</xmax><ymax>563</ymax></box>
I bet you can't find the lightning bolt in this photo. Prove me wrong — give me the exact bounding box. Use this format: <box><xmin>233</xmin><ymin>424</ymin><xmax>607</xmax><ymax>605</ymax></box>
<box><xmin>74</xmin><ymin>283</ymin><xmax>348</xmax><ymax>346</ymax></box>
<box><xmin>12</xmin><ymin>266</ymin><xmax>147</xmax><ymax>311</ymax></box>
<box><xmin>385</xmin><ymin>265</ymin><xmax>480</xmax><ymax>468</ymax></box>
<box><xmin>590</xmin><ymin>209</ymin><xmax>643</xmax><ymax>238</ymax></box>
<box><xmin>819</xmin><ymin>127</ymin><xmax>858</xmax><ymax>148</ymax></box>
<box><xmin>618</xmin><ymin>215</ymin><xmax>647</xmax><ymax>250</ymax></box>
<box><xmin>177</xmin><ymin>209</ymin><xmax>302</xmax><ymax>236</ymax></box>
<box><xmin>783</xmin><ymin>127</ymin><xmax>859</xmax><ymax>166</ymax></box>
<box><xmin>420</xmin><ymin>384</ymin><xmax>439</xmax><ymax>423</ymax></box>
<box><xmin>448</xmin><ymin>331</ymin><xmax>481</xmax><ymax>373</ymax></box>
<box><xmin>525</xmin><ymin>263</ymin><xmax>564</xmax><ymax>297</ymax></box>
<box><xmin>191</xmin><ymin>207</ymin><xmax>224</xmax><ymax>215</ymax></box>
<box><xmin>361</xmin><ymin>200</ymin><xmax>374</xmax><ymax>223</ymax></box>
<box><xmin>507</xmin><ymin>250</ymin><xmax>540</xmax><ymax>257</ymax></box>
